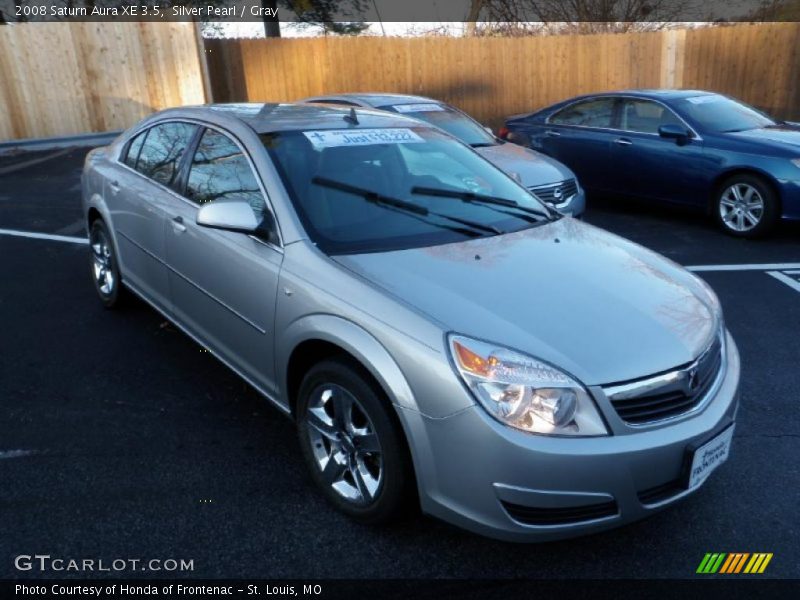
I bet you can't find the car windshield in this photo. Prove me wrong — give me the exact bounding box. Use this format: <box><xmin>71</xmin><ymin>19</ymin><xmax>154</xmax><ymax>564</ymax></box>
<box><xmin>377</xmin><ymin>103</ymin><xmax>497</xmax><ymax>147</ymax></box>
<box><xmin>676</xmin><ymin>95</ymin><xmax>776</xmax><ymax>133</ymax></box>
<box><xmin>262</xmin><ymin>126</ymin><xmax>551</xmax><ymax>255</ymax></box>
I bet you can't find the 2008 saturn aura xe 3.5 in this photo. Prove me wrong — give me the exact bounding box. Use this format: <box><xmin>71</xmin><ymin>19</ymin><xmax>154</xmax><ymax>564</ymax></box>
<box><xmin>82</xmin><ymin>103</ymin><xmax>739</xmax><ymax>541</ymax></box>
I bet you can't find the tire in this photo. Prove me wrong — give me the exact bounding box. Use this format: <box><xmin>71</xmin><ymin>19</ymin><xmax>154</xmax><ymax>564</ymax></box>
<box><xmin>296</xmin><ymin>357</ymin><xmax>414</xmax><ymax>525</ymax></box>
<box><xmin>89</xmin><ymin>219</ymin><xmax>125</xmax><ymax>308</ymax></box>
<box><xmin>714</xmin><ymin>174</ymin><xmax>779</xmax><ymax>238</ymax></box>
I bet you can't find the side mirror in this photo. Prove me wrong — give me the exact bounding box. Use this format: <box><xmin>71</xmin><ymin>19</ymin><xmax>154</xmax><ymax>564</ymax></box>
<box><xmin>196</xmin><ymin>199</ymin><xmax>277</xmax><ymax>244</ymax></box>
<box><xmin>658</xmin><ymin>123</ymin><xmax>691</xmax><ymax>142</ymax></box>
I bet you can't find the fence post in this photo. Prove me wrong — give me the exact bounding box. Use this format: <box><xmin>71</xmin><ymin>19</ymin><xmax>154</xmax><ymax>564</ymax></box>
<box><xmin>660</xmin><ymin>28</ymin><xmax>686</xmax><ymax>89</ymax></box>
<box><xmin>193</xmin><ymin>22</ymin><xmax>213</xmax><ymax>103</ymax></box>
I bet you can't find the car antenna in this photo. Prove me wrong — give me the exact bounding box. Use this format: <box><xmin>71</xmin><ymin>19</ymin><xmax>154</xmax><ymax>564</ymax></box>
<box><xmin>343</xmin><ymin>107</ymin><xmax>359</xmax><ymax>125</ymax></box>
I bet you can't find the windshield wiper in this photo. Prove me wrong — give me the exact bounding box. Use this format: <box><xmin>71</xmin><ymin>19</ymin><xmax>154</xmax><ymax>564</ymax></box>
<box><xmin>411</xmin><ymin>185</ymin><xmax>551</xmax><ymax>219</ymax></box>
<box><xmin>469</xmin><ymin>142</ymin><xmax>498</xmax><ymax>148</ymax></box>
<box><xmin>311</xmin><ymin>177</ymin><xmax>503</xmax><ymax>236</ymax></box>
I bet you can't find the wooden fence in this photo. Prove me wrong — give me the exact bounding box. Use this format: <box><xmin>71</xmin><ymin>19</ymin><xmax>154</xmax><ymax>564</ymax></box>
<box><xmin>205</xmin><ymin>23</ymin><xmax>800</xmax><ymax>129</ymax></box>
<box><xmin>0</xmin><ymin>22</ymin><xmax>208</xmax><ymax>141</ymax></box>
<box><xmin>1</xmin><ymin>23</ymin><xmax>798</xmax><ymax>142</ymax></box>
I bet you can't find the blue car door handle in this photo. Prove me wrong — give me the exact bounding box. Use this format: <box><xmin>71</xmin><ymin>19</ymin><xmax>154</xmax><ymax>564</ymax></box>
<box><xmin>545</xmin><ymin>130</ymin><xmax>561</xmax><ymax>137</ymax></box>
<box><xmin>614</xmin><ymin>137</ymin><xmax>633</xmax><ymax>146</ymax></box>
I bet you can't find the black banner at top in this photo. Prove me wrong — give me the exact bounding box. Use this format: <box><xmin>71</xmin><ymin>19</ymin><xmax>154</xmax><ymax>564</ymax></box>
<box><xmin>1</xmin><ymin>0</ymin><xmax>800</xmax><ymax>24</ymax></box>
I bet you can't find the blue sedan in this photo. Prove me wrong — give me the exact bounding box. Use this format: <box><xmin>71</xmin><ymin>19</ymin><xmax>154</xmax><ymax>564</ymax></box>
<box><xmin>503</xmin><ymin>90</ymin><xmax>800</xmax><ymax>237</ymax></box>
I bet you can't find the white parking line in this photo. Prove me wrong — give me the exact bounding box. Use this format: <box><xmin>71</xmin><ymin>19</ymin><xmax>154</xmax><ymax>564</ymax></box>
<box><xmin>0</xmin><ymin>148</ymin><xmax>71</xmax><ymax>176</ymax></box>
<box><xmin>767</xmin><ymin>271</ymin><xmax>800</xmax><ymax>294</ymax></box>
<box><xmin>687</xmin><ymin>263</ymin><xmax>800</xmax><ymax>272</ymax></box>
<box><xmin>0</xmin><ymin>228</ymin><xmax>88</xmax><ymax>245</ymax></box>
<box><xmin>0</xmin><ymin>449</ymin><xmax>38</xmax><ymax>460</ymax></box>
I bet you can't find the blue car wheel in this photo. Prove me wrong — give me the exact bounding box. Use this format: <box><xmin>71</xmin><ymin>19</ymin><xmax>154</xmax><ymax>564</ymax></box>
<box><xmin>714</xmin><ymin>174</ymin><xmax>779</xmax><ymax>238</ymax></box>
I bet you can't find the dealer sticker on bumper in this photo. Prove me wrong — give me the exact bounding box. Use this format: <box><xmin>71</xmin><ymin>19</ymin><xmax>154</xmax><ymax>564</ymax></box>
<box><xmin>688</xmin><ymin>425</ymin><xmax>735</xmax><ymax>489</ymax></box>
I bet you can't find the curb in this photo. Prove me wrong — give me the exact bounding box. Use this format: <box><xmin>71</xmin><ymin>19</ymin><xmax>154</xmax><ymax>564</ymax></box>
<box><xmin>0</xmin><ymin>130</ymin><xmax>123</xmax><ymax>155</ymax></box>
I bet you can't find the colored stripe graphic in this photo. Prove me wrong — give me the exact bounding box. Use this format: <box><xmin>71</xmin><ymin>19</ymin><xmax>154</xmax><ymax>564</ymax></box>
<box><xmin>744</xmin><ymin>553</ymin><xmax>773</xmax><ymax>574</ymax></box>
<box><xmin>720</xmin><ymin>553</ymin><xmax>750</xmax><ymax>573</ymax></box>
<box><xmin>699</xmin><ymin>552</ymin><xmax>773</xmax><ymax>574</ymax></box>
<box><xmin>733</xmin><ymin>553</ymin><xmax>750</xmax><ymax>573</ymax></box>
<box><xmin>758</xmin><ymin>554</ymin><xmax>773</xmax><ymax>573</ymax></box>
<box><xmin>697</xmin><ymin>553</ymin><xmax>727</xmax><ymax>573</ymax></box>
<box><xmin>696</xmin><ymin>553</ymin><xmax>713</xmax><ymax>573</ymax></box>
<box><xmin>719</xmin><ymin>554</ymin><xmax>736</xmax><ymax>573</ymax></box>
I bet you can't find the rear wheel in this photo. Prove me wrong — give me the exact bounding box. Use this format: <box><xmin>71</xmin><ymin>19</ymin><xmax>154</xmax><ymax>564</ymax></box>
<box><xmin>296</xmin><ymin>358</ymin><xmax>413</xmax><ymax>524</ymax></box>
<box><xmin>714</xmin><ymin>174</ymin><xmax>779</xmax><ymax>238</ymax></box>
<box><xmin>89</xmin><ymin>219</ymin><xmax>125</xmax><ymax>308</ymax></box>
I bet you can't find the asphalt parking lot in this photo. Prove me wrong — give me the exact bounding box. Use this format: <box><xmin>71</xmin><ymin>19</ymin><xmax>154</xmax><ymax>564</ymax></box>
<box><xmin>1</xmin><ymin>146</ymin><xmax>799</xmax><ymax>580</ymax></box>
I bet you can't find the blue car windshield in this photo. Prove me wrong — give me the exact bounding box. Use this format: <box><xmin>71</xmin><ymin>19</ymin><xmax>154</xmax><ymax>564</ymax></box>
<box><xmin>377</xmin><ymin>103</ymin><xmax>497</xmax><ymax>147</ymax></box>
<box><xmin>677</xmin><ymin>95</ymin><xmax>775</xmax><ymax>133</ymax></box>
<box><xmin>262</xmin><ymin>127</ymin><xmax>551</xmax><ymax>255</ymax></box>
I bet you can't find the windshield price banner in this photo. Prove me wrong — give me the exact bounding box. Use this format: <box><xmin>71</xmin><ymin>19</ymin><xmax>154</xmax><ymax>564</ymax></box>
<box><xmin>303</xmin><ymin>128</ymin><xmax>425</xmax><ymax>148</ymax></box>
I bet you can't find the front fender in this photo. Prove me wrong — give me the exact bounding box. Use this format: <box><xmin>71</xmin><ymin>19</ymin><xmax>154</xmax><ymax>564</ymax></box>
<box><xmin>277</xmin><ymin>314</ymin><xmax>418</xmax><ymax>414</ymax></box>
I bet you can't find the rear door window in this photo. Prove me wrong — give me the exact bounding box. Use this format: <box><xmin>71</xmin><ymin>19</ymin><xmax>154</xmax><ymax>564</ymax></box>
<box><xmin>549</xmin><ymin>98</ymin><xmax>616</xmax><ymax>128</ymax></box>
<box><xmin>135</xmin><ymin>122</ymin><xmax>198</xmax><ymax>187</ymax></box>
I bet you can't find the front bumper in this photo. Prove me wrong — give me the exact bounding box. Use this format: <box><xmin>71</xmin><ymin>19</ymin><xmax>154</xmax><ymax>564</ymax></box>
<box><xmin>398</xmin><ymin>331</ymin><xmax>740</xmax><ymax>542</ymax></box>
<box><xmin>778</xmin><ymin>178</ymin><xmax>800</xmax><ymax>220</ymax></box>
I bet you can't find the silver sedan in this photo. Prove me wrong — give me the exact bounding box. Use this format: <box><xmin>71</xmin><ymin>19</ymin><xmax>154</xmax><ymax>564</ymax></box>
<box><xmin>82</xmin><ymin>103</ymin><xmax>739</xmax><ymax>541</ymax></box>
<box><xmin>301</xmin><ymin>93</ymin><xmax>586</xmax><ymax>217</ymax></box>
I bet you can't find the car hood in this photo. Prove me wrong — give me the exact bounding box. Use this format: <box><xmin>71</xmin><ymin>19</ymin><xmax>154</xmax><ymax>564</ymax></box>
<box><xmin>475</xmin><ymin>143</ymin><xmax>574</xmax><ymax>188</ymax></box>
<box><xmin>333</xmin><ymin>219</ymin><xmax>719</xmax><ymax>386</ymax></box>
<box><xmin>730</xmin><ymin>125</ymin><xmax>800</xmax><ymax>150</ymax></box>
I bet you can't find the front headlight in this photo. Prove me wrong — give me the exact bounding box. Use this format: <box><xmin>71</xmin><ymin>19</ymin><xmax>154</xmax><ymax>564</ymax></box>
<box><xmin>790</xmin><ymin>158</ymin><xmax>800</xmax><ymax>169</ymax></box>
<box><xmin>448</xmin><ymin>335</ymin><xmax>609</xmax><ymax>436</ymax></box>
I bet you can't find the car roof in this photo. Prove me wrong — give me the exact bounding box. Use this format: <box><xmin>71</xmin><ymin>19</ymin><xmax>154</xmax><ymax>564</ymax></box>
<box><xmin>617</xmin><ymin>89</ymin><xmax>715</xmax><ymax>99</ymax></box>
<box><xmin>303</xmin><ymin>93</ymin><xmax>441</xmax><ymax>108</ymax></box>
<box><xmin>150</xmin><ymin>102</ymin><xmax>431</xmax><ymax>133</ymax></box>
<box><xmin>574</xmin><ymin>89</ymin><xmax>717</xmax><ymax>101</ymax></box>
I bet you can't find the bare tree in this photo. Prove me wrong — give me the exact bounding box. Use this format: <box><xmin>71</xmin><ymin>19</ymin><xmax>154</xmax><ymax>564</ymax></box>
<box><xmin>262</xmin><ymin>0</ymin><xmax>281</xmax><ymax>37</ymax></box>
<box><xmin>465</xmin><ymin>0</ymin><xmax>705</xmax><ymax>35</ymax></box>
<box><xmin>284</xmin><ymin>0</ymin><xmax>370</xmax><ymax>35</ymax></box>
<box><xmin>746</xmin><ymin>0</ymin><xmax>800</xmax><ymax>20</ymax></box>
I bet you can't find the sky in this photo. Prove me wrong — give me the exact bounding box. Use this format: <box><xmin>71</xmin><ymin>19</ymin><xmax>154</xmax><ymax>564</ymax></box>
<box><xmin>207</xmin><ymin>21</ymin><xmax>469</xmax><ymax>38</ymax></box>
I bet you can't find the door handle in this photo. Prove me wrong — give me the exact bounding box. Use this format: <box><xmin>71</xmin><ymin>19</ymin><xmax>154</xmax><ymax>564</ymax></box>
<box><xmin>108</xmin><ymin>181</ymin><xmax>120</xmax><ymax>194</ymax></box>
<box><xmin>614</xmin><ymin>137</ymin><xmax>633</xmax><ymax>146</ymax></box>
<box><xmin>545</xmin><ymin>130</ymin><xmax>561</xmax><ymax>137</ymax></box>
<box><xmin>171</xmin><ymin>216</ymin><xmax>186</xmax><ymax>233</ymax></box>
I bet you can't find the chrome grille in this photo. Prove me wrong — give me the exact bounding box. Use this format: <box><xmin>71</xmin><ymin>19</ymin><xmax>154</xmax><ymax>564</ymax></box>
<box><xmin>606</xmin><ymin>335</ymin><xmax>724</xmax><ymax>425</ymax></box>
<box><xmin>528</xmin><ymin>179</ymin><xmax>578</xmax><ymax>206</ymax></box>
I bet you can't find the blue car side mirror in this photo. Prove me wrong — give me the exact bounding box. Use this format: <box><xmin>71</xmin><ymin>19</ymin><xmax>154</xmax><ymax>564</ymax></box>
<box><xmin>658</xmin><ymin>124</ymin><xmax>691</xmax><ymax>141</ymax></box>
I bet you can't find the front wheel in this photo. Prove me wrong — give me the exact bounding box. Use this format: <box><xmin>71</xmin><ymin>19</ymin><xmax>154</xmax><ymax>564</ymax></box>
<box><xmin>296</xmin><ymin>358</ymin><xmax>414</xmax><ymax>525</ymax></box>
<box><xmin>714</xmin><ymin>175</ymin><xmax>779</xmax><ymax>238</ymax></box>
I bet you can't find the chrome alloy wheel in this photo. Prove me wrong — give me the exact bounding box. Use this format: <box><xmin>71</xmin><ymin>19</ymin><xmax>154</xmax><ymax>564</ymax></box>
<box><xmin>719</xmin><ymin>183</ymin><xmax>764</xmax><ymax>232</ymax></box>
<box><xmin>305</xmin><ymin>384</ymin><xmax>383</xmax><ymax>505</ymax></box>
<box><xmin>90</xmin><ymin>227</ymin><xmax>116</xmax><ymax>296</ymax></box>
